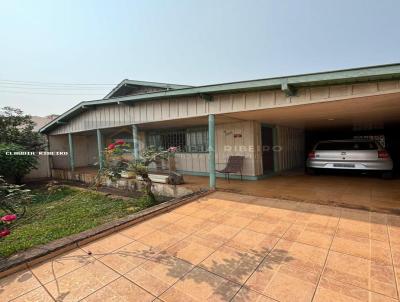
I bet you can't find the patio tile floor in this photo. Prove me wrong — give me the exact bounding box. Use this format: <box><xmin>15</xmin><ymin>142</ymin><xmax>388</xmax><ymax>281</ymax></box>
<box><xmin>1</xmin><ymin>191</ymin><xmax>400</xmax><ymax>301</ymax></box>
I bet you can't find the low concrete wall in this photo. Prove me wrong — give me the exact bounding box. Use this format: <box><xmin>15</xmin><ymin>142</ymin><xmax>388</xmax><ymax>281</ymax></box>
<box><xmin>51</xmin><ymin>169</ymin><xmax>194</xmax><ymax>198</ymax></box>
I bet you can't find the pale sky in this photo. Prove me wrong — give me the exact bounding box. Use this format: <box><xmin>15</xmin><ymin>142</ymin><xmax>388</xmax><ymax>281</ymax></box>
<box><xmin>1</xmin><ymin>0</ymin><xmax>399</xmax><ymax>116</ymax></box>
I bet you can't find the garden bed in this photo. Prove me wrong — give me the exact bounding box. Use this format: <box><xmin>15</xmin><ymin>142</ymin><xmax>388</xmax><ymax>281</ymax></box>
<box><xmin>0</xmin><ymin>185</ymin><xmax>157</xmax><ymax>258</ymax></box>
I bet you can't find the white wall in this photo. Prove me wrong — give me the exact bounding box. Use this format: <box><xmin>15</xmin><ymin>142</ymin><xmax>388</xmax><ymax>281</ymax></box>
<box><xmin>24</xmin><ymin>156</ymin><xmax>50</xmax><ymax>180</ymax></box>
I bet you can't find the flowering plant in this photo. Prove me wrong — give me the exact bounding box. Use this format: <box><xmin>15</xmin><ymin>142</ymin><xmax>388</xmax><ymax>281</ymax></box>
<box><xmin>1</xmin><ymin>214</ymin><xmax>17</xmax><ymax>223</ymax></box>
<box><xmin>167</xmin><ymin>146</ymin><xmax>177</xmax><ymax>153</ymax></box>
<box><xmin>106</xmin><ymin>139</ymin><xmax>131</xmax><ymax>156</ymax></box>
<box><xmin>0</xmin><ymin>176</ymin><xmax>31</xmax><ymax>239</ymax></box>
<box><xmin>100</xmin><ymin>140</ymin><xmax>132</xmax><ymax>180</ymax></box>
<box><xmin>0</xmin><ymin>214</ymin><xmax>17</xmax><ymax>238</ymax></box>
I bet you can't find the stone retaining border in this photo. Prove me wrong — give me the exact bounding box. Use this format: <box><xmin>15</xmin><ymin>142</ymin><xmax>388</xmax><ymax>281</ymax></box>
<box><xmin>0</xmin><ymin>189</ymin><xmax>214</xmax><ymax>279</ymax></box>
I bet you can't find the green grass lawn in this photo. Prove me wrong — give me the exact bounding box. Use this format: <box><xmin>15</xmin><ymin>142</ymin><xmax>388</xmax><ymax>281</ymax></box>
<box><xmin>0</xmin><ymin>186</ymin><xmax>154</xmax><ymax>258</ymax></box>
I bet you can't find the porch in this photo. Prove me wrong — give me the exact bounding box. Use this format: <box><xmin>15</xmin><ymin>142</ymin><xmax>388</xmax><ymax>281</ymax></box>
<box><xmin>50</xmin><ymin>166</ymin><xmax>400</xmax><ymax>214</ymax></box>
<box><xmin>46</xmin><ymin>86</ymin><xmax>400</xmax><ymax>212</ymax></box>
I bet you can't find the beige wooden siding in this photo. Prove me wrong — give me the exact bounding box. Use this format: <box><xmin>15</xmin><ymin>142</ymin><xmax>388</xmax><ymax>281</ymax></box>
<box><xmin>175</xmin><ymin>153</ymin><xmax>209</xmax><ymax>173</ymax></box>
<box><xmin>73</xmin><ymin>134</ymin><xmax>98</xmax><ymax>167</ymax></box>
<box><xmin>49</xmin><ymin>135</ymin><xmax>69</xmax><ymax>169</ymax></box>
<box><xmin>275</xmin><ymin>126</ymin><xmax>305</xmax><ymax>172</ymax></box>
<box><xmin>49</xmin><ymin>80</ymin><xmax>400</xmax><ymax>135</ymax></box>
<box><xmin>50</xmin><ymin>121</ymin><xmax>305</xmax><ymax>176</ymax></box>
<box><xmin>50</xmin><ymin>134</ymin><xmax>98</xmax><ymax>169</ymax></box>
<box><xmin>140</xmin><ymin>121</ymin><xmax>259</xmax><ymax>176</ymax></box>
<box><xmin>171</xmin><ymin>121</ymin><xmax>259</xmax><ymax>176</ymax></box>
<box><xmin>215</xmin><ymin>121</ymin><xmax>259</xmax><ymax>176</ymax></box>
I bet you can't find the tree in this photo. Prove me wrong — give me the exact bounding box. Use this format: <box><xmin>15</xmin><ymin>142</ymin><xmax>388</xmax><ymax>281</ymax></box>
<box><xmin>0</xmin><ymin>107</ymin><xmax>45</xmax><ymax>151</ymax></box>
<box><xmin>0</xmin><ymin>144</ymin><xmax>38</xmax><ymax>183</ymax></box>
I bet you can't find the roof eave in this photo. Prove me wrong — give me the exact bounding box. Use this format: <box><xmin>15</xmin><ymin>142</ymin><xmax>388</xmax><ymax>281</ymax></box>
<box><xmin>40</xmin><ymin>63</ymin><xmax>400</xmax><ymax>134</ymax></box>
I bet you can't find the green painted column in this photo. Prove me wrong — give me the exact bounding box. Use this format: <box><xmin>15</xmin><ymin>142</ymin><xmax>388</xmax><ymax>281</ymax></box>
<box><xmin>272</xmin><ymin>126</ymin><xmax>278</xmax><ymax>172</ymax></box>
<box><xmin>96</xmin><ymin>129</ymin><xmax>104</xmax><ymax>169</ymax></box>
<box><xmin>208</xmin><ymin>114</ymin><xmax>216</xmax><ymax>189</ymax></box>
<box><xmin>132</xmin><ymin>124</ymin><xmax>139</xmax><ymax>160</ymax></box>
<box><xmin>68</xmin><ymin>133</ymin><xmax>75</xmax><ymax>171</ymax></box>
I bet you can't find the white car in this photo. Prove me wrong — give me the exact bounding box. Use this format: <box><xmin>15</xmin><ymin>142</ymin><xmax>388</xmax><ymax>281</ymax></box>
<box><xmin>307</xmin><ymin>139</ymin><xmax>393</xmax><ymax>178</ymax></box>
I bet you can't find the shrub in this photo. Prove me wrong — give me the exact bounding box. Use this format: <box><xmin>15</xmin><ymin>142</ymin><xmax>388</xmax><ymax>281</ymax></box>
<box><xmin>99</xmin><ymin>142</ymin><xmax>177</xmax><ymax>202</ymax></box>
<box><xmin>0</xmin><ymin>176</ymin><xmax>32</xmax><ymax>217</ymax></box>
<box><xmin>0</xmin><ymin>176</ymin><xmax>32</xmax><ymax>239</ymax></box>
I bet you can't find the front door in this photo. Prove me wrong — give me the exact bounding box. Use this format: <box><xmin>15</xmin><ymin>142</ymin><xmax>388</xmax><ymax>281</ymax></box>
<box><xmin>262</xmin><ymin>126</ymin><xmax>274</xmax><ymax>174</ymax></box>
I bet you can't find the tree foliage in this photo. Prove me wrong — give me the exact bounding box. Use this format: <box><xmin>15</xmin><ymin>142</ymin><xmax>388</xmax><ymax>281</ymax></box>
<box><xmin>0</xmin><ymin>107</ymin><xmax>45</xmax><ymax>151</ymax></box>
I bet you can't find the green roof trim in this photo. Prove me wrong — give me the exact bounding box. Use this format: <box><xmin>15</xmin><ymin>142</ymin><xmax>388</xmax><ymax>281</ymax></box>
<box><xmin>40</xmin><ymin>63</ymin><xmax>400</xmax><ymax>134</ymax></box>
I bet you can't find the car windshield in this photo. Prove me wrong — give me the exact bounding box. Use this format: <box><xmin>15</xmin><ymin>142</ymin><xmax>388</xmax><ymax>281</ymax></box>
<box><xmin>316</xmin><ymin>141</ymin><xmax>378</xmax><ymax>151</ymax></box>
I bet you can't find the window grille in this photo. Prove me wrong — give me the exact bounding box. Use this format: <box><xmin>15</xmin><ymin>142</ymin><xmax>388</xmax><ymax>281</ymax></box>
<box><xmin>147</xmin><ymin>127</ymin><xmax>208</xmax><ymax>153</ymax></box>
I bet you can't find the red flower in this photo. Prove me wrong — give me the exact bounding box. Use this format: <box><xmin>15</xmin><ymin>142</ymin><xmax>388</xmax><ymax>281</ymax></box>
<box><xmin>0</xmin><ymin>229</ymin><xmax>10</xmax><ymax>238</ymax></box>
<box><xmin>1</xmin><ymin>214</ymin><xmax>17</xmax><ymax>223</ymax></box>
<box><xmin>107</xmin><ymin>143</ymin><xmax>116</xmax><ymax>150</ymax></box>
<box><xmin>115</xmin><ymin>139</ymin><xmax>125</xmax><ymax>145</ymax></box>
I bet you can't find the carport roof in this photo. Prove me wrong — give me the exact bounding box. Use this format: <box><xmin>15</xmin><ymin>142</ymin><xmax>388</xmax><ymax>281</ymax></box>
<box><xmin>40</xmin><ymin>63</ymin><xmax>400</xmax><ymax>134</ymax></box>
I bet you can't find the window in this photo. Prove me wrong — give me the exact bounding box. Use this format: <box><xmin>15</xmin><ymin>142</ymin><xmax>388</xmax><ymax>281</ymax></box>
<box><xmin>147</xmin><ymin>128</ymin><xmax>208</xmax><ymax>153</ymax></box>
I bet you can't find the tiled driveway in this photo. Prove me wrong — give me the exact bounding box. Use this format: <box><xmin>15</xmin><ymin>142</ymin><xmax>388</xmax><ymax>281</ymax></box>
<box><xmin>183</xmin><ymin>174</ymin><xmax>400</xmax><ymax>214</ymax></box>
<box><xmin>2</xmin><ymin>191</ymin><xmax>400</xmax><ymax>302</ymax></box>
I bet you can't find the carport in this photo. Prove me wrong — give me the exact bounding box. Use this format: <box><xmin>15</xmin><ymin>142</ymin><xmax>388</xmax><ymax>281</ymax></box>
<box><xmin>200</xmin><ymin>90</ymin><xmax>400</xmax><ymax>213</ymax></box>
<box><xmin>225</xmin><ymin>90</ymin><xmax>400</xmax><ymax>176</ymax></box>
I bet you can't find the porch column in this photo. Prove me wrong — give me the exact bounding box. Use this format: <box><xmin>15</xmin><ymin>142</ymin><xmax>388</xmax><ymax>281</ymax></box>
<box><xmin>132</xmin><ymin>124</ymin><xmax>139</xmax><ymax>159</ymax></box>
<box><xmin>96</xmin><ymin>129</ymin><xmax>104</xmax><ymax>169</ymax></box>
<box><xmin>272</xmin><ymin>126</ymin><xmax>279</xmax><ymax>172</ymax></box>
<box><xmin>208</xmin><ymin>114</ymin><xmax>216</xmax><ymax>189</ymax></box>
<box><xmin>68</xmin><ymin>133</ymin><xmax>75</xmax><ymax>171</ymax></box>
<box><xmin>45</xmin><ymin>134</ymin><xmax>53</xmax><ymax>178</ymax></box>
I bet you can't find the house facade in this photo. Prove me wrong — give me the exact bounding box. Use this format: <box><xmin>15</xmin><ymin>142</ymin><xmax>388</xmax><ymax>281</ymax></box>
<box><xmin>40</xmin><ymin>64</ymin><xmax>400</xmax><ymax>188</ymax></box>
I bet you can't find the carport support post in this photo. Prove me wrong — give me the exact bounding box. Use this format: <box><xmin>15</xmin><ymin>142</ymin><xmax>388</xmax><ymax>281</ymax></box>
<box><xmin>68</xmin><ymin>133</ymin><xmax>75</xmax><ymax>172</ymax></box>
<box><xmin>272</xmin><ymin>126</ymin><xmax>279</xmax><ymax>172</ymax></box>
<box><xmin>208</xmin><ymin>114</ymin><xmax>216</xmax><ymax>189</ymax></box>
<box><xmin>96</xmin><ymin>129</ymin><xmax>104</xmax><ymax>169</ymax></box>
<box><xmin>132</xmin><ymin>124</ymin><xmax>139</xmax><ymax>160</ymax></box>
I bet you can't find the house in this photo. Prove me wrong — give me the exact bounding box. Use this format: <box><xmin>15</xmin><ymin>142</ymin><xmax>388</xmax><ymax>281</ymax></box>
<box><xmin>39</xmin><ymin>64</ymin><xmax>400</xmax><ymax>188</ymax></box>
<box><xmin>31</xmin><ymin>115</ymin><xmax>59</xmax><ymax>132</ymax></box>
